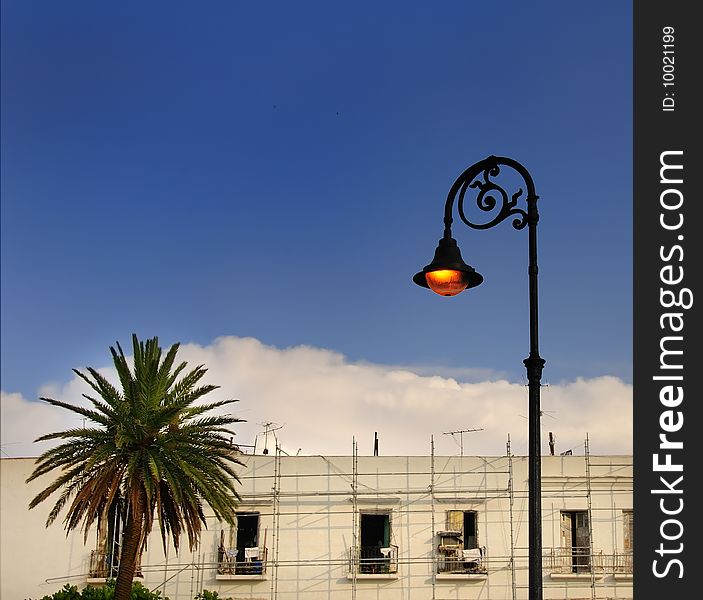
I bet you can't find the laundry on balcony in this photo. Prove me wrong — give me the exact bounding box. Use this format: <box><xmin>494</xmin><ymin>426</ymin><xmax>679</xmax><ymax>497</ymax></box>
<box><xmin>461</xmin><ymin>547</ymin><xmax>483</xmax><ymax>568</ymax></box>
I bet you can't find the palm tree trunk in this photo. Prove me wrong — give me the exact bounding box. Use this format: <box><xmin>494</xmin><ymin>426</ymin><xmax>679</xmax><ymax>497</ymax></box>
<box><xmin>114</xmin><ymin>492</ymin><xmax>144</xmax><ymax>600</ymax></box>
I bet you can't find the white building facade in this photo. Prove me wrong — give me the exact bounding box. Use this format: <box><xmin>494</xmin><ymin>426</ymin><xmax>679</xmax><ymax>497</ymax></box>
<box><xmin>1</xmin><ymin>452</ymin><xmax>633</xmax><ymax>600</ymax></box>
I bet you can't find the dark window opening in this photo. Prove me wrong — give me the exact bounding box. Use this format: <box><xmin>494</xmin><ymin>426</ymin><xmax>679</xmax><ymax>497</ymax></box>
<box><xmin>445</xmin><ymin>510</ymin><xmax>479</xmax><ymax>549</ymax></box>
<box><xmin>359</xmin><ymin>513</ymin><xmax>392</xmax><ymax>574</ymax></box>
<box><xmin>234</xmin><ymin>513</ymin><xmax>261</xmax><ymax>574</ymax></box>
<box><xmin>218</xmin><ymin>512</ymin><xmax>264</xmax><ymax>575</ymax></box>
<box><xmin>463</xmin><ymin>512</ymin><xmax>477</xmax><ymax>550</ymax></box>
<box><xmin>561</xmin><ymin>511</ymin><xmax>591</xmax><ymax>573</ymax></box>
<box><xmin>235</xmin><ymin>513</ymin><xmax>259</xmax><ymax>561</ymax></box>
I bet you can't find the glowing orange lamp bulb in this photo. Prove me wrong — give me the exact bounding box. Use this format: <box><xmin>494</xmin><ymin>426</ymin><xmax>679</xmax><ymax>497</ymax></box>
<box><xmin>425</xmin><ymin>269</ymin><xmax>468</xmax><ymax>296</ymax></box>
<box><xmin>413</xmin><ymin>236</ymin><xmax>483</xmax><ymax>295</ymax></box>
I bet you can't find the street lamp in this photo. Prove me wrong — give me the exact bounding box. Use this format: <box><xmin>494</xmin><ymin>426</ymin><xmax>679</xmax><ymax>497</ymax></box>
<box><xmin>414</xmin><ymin>155</ymin><xmax>545</xmax><ymax>600</ymax></box>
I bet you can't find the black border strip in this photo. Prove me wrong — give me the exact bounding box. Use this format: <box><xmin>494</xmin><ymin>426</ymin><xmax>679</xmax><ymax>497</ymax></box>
<box><xmin>633</xmin><ymin>1</ymin><xmax>700</xmax><ymax>597</ymax></box>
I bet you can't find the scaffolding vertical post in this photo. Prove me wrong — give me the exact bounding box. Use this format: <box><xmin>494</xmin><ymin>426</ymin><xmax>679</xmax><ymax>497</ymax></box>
<box><xmin>198</xmin><ymin>543</ymin><xmax>205</xmax><ymax>593</ymax></box>
<box><xmin>507</xmin><ymin>434</ymin><xmax>517</xmax><ymax>600</ymax></box>
<box><xmin>584</xmin><ymin>434</ymin><xmax>596</xmax><ymax>600</ymax></box>
<box><xmin>270</xmin><ymin>444</ymin><xmax>281</xmax><ymax>600</ymax></box>
<box><xmin>430</xmin><ymin>435</ymin><xmax>436</xmax><ymax>600</ymax></box>
<box><xmin>190</xmin><ymin>548</ymin><xmax>196</xmax><ymax>600</ymax></box>
<box><xmin>162</xmin><ymin>536</ymin><xmax>169</xmax><ymax>594</ymax></box>
<box><xmin>111</xmin><ymin>505</ymin><xmax>120</xmax><ymax>577</ymax></box>
<box><xmin>351</xmin><ymin>438</ymin><xmax>358</xmax><ymax>600</ymax></box>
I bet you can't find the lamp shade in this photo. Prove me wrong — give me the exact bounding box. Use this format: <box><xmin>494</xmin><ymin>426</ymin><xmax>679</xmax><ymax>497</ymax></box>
<box><xmin>413</xmin><ymin>237</ymin><xmax>483</xmax><ymax>296</ymax></box>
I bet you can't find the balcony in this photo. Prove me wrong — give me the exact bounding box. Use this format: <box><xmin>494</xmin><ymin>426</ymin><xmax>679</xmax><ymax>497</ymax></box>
<box><xmin>544</xmin><ymin>547</ymin><xmax>604</xmax><ymax>579</ymax></box>
<box><xmin>216</xmin><ymin>546</ymin><xmax>268</xmax><ymax>580</ymax></box>
<box><xmin>348</xmin><ymin>545</ymin><xmax>399</xmax><ymax>579</ymax></box>
<box><xmin>88</xmin><ymin>550</ymin><xmax>118</xmax><ymax>581</ymax></box>
<box><xmin>436</xmin><ymin>546</ymin><xmax>487</xmax><ymax>576</ymax></box>
<box><xmin>87</xmin><ymin>550</ymin><xmax>142</xmax><ymax>583</ymax></box>
<box><xmin>609</xmin><ymin>551</ymin><xmax>633</xmax><ymax>579</ymax></box>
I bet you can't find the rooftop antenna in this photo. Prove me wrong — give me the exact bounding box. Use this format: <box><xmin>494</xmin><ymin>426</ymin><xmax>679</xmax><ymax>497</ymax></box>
<box><xmin>258</xmin><ymin>421</ymin><xmax>283</xmax><ymax>455</ymax></box>
<box><xmin>518</xmin><ymin>410</ymin><xmax>556</xmax><ymax>454</ymax></box>
<box><xmin>518</xmin><ymin>410</ymin><xmax>557</xmax><ymax>420</ymax></box>
<box><xmin>443</xmin><ymin>427</ymin><xmax>484</xmax><ymax>457</ymax></box>
<box><xmin>522</xmin><ymin>373</ymin><xmax>550</xmax><ymax>389</ymax></box>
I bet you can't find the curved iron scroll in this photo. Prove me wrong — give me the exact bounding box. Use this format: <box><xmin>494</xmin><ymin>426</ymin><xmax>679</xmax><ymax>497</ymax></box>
<box><xmin>442</xmin><ymin>156</ymin><xmax>538</xmax><ymax>234</ymax></box>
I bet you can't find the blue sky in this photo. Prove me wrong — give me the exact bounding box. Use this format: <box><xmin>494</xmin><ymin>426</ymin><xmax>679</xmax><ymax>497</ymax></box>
<box><xmin>1</xmin><ymin>2</ymin><xmax>633</xmax><ymax>457</ymax></box>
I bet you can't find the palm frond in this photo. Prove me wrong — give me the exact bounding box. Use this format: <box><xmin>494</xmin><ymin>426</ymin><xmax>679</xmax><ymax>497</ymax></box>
<box><xmin>74</xmin><ymin>368</ymin><xmax>122</xmax><ymax>407</ymax></box>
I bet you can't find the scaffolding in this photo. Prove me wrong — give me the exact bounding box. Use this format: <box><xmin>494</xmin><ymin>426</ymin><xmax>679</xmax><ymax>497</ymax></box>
<box><xmin>269</xmin><ymin>444</ymin><xmax>282</xmax><ymax>600</ymax></box>
<box><xmin>430</xmin><ymin>435</ymin><xmax>436</xmax><ymax>600</ymax></box>
<box><xmin>507</xmin><ymin>434</ymin><xmax>517</xmax><ymax>600</ymax></box>
<box><xmin>34</xmin><ymin>433</ymin><xmax>632</xmax><ymax>600</ymax></box>
<box><xmin>350</xmin><ymin>438</ymin><xmax>358</xmax><ymax>600</ymax></box>
<box><xmin>585</xmin><ymin>433</ymin><xmax>596</xmax><ymax>600</ymax></box>
<box><xmin>242</xmin><ymin>435</ymin><xmax>627</xmax><ymax>600</ymax></box>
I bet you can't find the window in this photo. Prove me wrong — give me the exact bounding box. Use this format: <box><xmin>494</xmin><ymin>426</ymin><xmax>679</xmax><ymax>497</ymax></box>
<box><xmin>446</xmin><ymin>510</ymin><xmax>478</xmax><ymax>550</ymax></box>
<box><xmin>218</xmin><ymin>512</ymin><xmax>266</xmax><ymax>576</ymax></box>
<box><xmin>623</xmin><ymin>510</ymin><xmax>633</xmax><ymax>553</ymax></box>
<box><xmin>89</xmin><ymin>500</ymin><xmax>142</xmax><ymax>580</ymax></box>
<box><xmin>560</xmin><ymin>511</ymin><xmax>591</xmax><ymax>573</ymax></box>
<box><xmin>356</xmin><ymin>512</ymin><xmax>397</xmax><ymax>574</ymax></box>
<box><xmin>437</xmin><ymin>510</ymin><xmax>484</xmax><ymax>574</ymax></box>
<box><xmin>614</xmin><ymin>509</ymin><xmax>633</xmax><ymax>574</ymax></box>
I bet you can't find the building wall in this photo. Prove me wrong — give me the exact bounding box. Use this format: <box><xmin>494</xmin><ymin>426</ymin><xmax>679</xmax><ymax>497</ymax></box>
<box><xmin>0</xmin><ymin>454</ymin><xmax>633</xmax><ymax>600</ymax></box>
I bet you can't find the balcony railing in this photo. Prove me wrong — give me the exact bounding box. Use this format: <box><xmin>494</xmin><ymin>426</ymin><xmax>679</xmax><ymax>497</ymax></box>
<box><xmin>436</xmin><ymin>546</ymin><xmax>487</xmax><ymax>574</ymax></box>
<box><xmin>88</xmin><ymin>550</ymin><xmax>142</xmax><ymax>579</ymax></box>
<box><xmin>544</xmin><ymin>547</ymin><xmax>604</xmax><ymax>574</ymax></box>
<box><xmin>217</xmin><ymin>546</ymin><xmax>268</xmax><ymax>575</ymax></box>
<box><xmin>348</xmin><ymin>545</ymin><xmax>399</xmax><ymax>574</ymax></box>
<box><xmin>89</xmin><ymin>550</ymin><xmax>118</xmax><ymax>579</ymax></box>
<box><xmin>609</xmin><ymin>551</ymin><xmax>633</xmax><ymax>574</ymax></box>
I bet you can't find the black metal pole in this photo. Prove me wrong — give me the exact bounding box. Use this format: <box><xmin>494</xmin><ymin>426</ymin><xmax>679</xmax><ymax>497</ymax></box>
<box><xmin>524</xmin><ymin>191</ymin><xmax>545</xmax><ymax>600</ymax></box>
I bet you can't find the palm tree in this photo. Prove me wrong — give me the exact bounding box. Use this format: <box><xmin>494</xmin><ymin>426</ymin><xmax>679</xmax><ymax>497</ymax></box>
<box><xmin>26</xmin><ymin>335</ymin><xmax>244</xmax><ymax>600</ymax></box>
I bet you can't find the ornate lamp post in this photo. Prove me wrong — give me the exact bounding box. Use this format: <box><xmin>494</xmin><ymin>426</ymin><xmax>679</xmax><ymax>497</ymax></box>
<box><xmin>413</xmin><ymin>155</ymin><xmax>545</xmax><ymax>600</ymax></box>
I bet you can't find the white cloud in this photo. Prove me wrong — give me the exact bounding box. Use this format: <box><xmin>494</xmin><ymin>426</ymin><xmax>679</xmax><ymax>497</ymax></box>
<box><xmin>0</xmin><ymin>336</ymin><xmax>632</xmax><ymax>460</ymax></box>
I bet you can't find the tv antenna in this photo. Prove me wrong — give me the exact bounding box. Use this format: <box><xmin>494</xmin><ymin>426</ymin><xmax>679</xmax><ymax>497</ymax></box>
<box><xmin>256</xmin><ymin>421</ymin><xmax>284</xmax><ymax>455</ymax></box>
<box><xmin>518</xmin><ymin>411</ymin><xmax>557</xmax><ymax>455</ymax></box>
<box><xmin>518</xmin><ymin>410</ymin><xmax>557</xmax><ymax>420</ymax></box>
<box><xmin>521</xmin><ymin>373</ymin><xmax>550</xmax><ymax>389</ymax></box>
<box><xmin>443</xmin><ymin>427</ymin><xmax>484</xmax><ymax>456</ymax></box>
